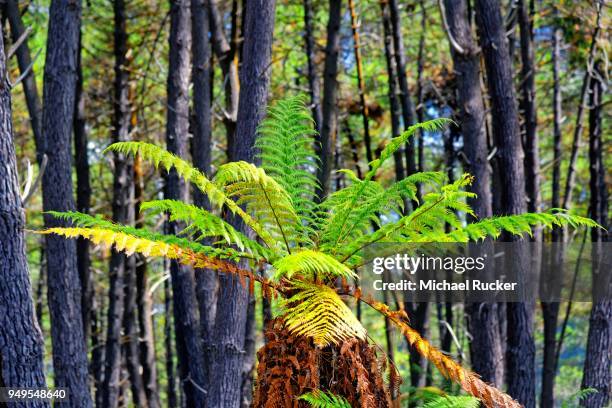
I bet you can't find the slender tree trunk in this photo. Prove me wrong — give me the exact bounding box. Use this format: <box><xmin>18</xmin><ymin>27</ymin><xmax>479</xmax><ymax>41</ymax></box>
<box><xmin>415</xmin><ymin>0</ymin><xmax>426</xmax><ymax>177</ymax></box>
<box><xmin>191</xmin><ymin>0</ymin><xmax>216</xmax><ymax>402</ymax></box>
<box><xmin>102</xmin><ymin>1</ymin><xmax>135</xmax><ymax>405</ymax></box>
<box><xmin>208</xmin><ymin>1</ymin><xmax>276</xmax><ymax>406</ymax></box>
<box><xmin>164</xmin><ymin>279</ymin><xmax>177</xmax><ymax>408</ymax></box>
<box><xmin>303</xmin><ymin>0</ymin><xmax>322</xmax><ymax>133</ymax></box>
<box><xmin>581</xmin><ymin>60</ymin><xmax>610</xmax><ymax>408</ymax></box>
<box><xmin>388</xmin><ymin>0</ymin><xmax>417</xmax><ymax>179</ymax></box>
<box><xmin>475</xmin><ymin>1</ymin><xmax>534</xmax><ymax>406</ymax></box>
<box><xmin>0</xmin><ymin>26</ymin><xmax>48</xmax><ymax>407</ymax></box>
<box><xmin>166</xmin><ymin>1</ymin><xmax>207</xmax><ymax>406</ymax></box>
<box><xmin>562</xmin><ymin>1</ymin><xmax>603</xmax><ymax>210</ymax></box>
<box><xmin>348</xmin><ymin>0</ymin><xmax>373</xmax><ymax>165</ymax></box>
<box><xmin>550</xmin><ymin>7</ymin><xmax>563</xmax><ymax>215</ymax></box>
<box><xmin>3</xmin><ymin>0</ymin><xmax>43</xmax><ymax>158</ymax></box>
<box><xmin>209</xmin><ymin>0</ymin><xmax>240</xmax><ymax>148</ymax></box>
<box><xmin>132</xmin><ymin>101</ymin><xmax>160</xmax><ymax>407</ymax></box>
<box><xmin>40</xmin><ymin>1</ymin><xmax>92</xmax><ymax>405</ymax></box>
<box><xmin>315</xmin><ymin>0</ymin><xmax>341</xmax><ymax>200</ymax></box>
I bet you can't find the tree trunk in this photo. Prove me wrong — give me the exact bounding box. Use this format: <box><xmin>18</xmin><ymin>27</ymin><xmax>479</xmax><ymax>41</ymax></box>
<box><xmin>3</xmin><ymin>0</ymin><xmax>43</xmax><ymax>159</ymax></box>
<box><xmin>315</xmin><ymin>0</ymin><xmax>341</xmax><ymax>200</ymax></box>
<box><xmin>166</xmin><ymin>1</ymin><xmax>207</xmax><ymax>406</ymax></box>
<box><xmin>191</xmin><ymin>0</ymin><xmax>216</xmax><ymax>401</ymax></box>
<box><xmin>347</xmin><ymin>0</ymin><xmax>373</xmax><ymax>165</ymax></box>
<box><xmin>443</xmin><ymin>0</ymin><xmax>503</xmax><ymax>388</ymax></box>
<box><xmin>208</xmin><ymin>1</ymin><xmax>276</xmax><ymax>406</ymax></box>
<box><xmin>164</xmin><ymin>279</ymin><xmax>177</xmax><ymax>408</ymax></box>
<box><xmin>0</xmin><ymin>26</ymin><xmax>48</xmax><ymax>407</ymax></box>
<box><xmin>40</xmin><ymin>0</ymin><xmax>92</xmax><ymax>405</ymax></box>
<box><xmin>581</xmin><ymin>59</ymin><xmax>611</xmax><ymax>408</ymax></box>
<box><xmin>474</xmin><ymin>1</ymin><xmax>534</xmax><ymax>406</ymax></box>
<box><xmin>388</xmin><ymin>0</ymin><xmax>417</xmax><ymax>179</ymax></box>
<box><xmin>303</xmin><ymin>0</ymin><xmax>322</xmax><ymax>133</ymax></box>
<box><xmin>415</xmin><ymin>0</ymin><xmax>426</xmax><ymax>177</ymax></box>
<box><xmin>102</xmin><ymin>0</ymin><xmax>135</xmax><ymax>405</ymax></box>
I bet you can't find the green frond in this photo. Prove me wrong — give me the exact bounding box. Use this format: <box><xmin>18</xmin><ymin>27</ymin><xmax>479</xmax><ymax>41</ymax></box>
<box><xmin>139</xmin><ymin>200</ymin><xmax>271</xmax><ymax>260</ymax></box>
<box><xmin>365</xmin><ymin>118</ymin><xmax>452</xmax><ymax>181</ymax></box>
<box><xmin>214</xmin><ymin>161</ymin><xmax>307</xmax><ymax>249</ymax></box>
<box><xmin>272</xmin><ymin>249</ymin><xmax>356</xmax><ymax>281</ymax></box>
<box><xmin>281</xmin><ymin>281</ymin><xmax>366</xmax><ymax>347</ymax></box>
<box><xmin>104</xmin><ymin>141</ymin><xmax>277</xmax><ymax>249</ymax></box>
<box><xmin>256</xmin><ymin>94</ymin><xmax>319</xmax><ymax>226</ymax></box>
<box><xmin>45</xmin><ymin>211</ymin><xmax>254</xmax><ymax>262</ymax></box>
<box><xmin>422</xmin><ymin>395</ymin><xmax>480</xmax><ymax>408</ymax></box>
<box><xmin>298</xmin><ymin>390</ymin><xmax>351</xmax><ymax>408</ymax></box>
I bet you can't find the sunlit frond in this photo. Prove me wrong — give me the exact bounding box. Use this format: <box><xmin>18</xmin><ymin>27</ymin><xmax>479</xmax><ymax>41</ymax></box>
<box><xmin>299</xmin><ymin>390</ymin><xmax>351</xmax><ymax>408</ymax></box>
<box><xmin>272</xmin><ymin>249</ymin><xmax>356</xmax><ymax>281</ymax></box>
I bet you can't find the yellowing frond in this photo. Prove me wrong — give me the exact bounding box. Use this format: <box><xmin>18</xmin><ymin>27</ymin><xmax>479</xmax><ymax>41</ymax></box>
<box><xmin>272</xmin><ymin>250</ymin><xmax>356</xmax><ymax>281</ymax></box>
<box><xmin>281</xmin><ymin>282</ymin><xmax>366</xmax><ymax>347</ymax></box>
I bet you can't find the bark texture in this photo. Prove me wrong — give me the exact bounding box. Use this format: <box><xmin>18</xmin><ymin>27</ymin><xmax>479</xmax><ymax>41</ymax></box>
<box><xmin>0</xmin><ymin>26</ymin><xmax>48</xmax><ymax>407</ymax></box>
<box><xmin>166</xmin><ymin>1</ymin><xmax>207</xmax><ymax>406</ymax></box>
<box><xmin>40</xmin><ymin>1</ymin><xmax>92</xmax><ymax>405</ymax></box>
<box><xmin>474</xmin><ymin>1</ymin><xmax>534</xmax><ymax>406</ymax></box>
<box><xmin>208</xmin><ymin>1</ymin><xmax>276</xmax><ymax>406</ymax></box>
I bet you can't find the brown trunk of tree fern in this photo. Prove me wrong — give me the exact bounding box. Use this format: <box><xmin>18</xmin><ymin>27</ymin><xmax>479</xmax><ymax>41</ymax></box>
<box><xmin>40</xmin><ymin>0</ymin><xmax>92</xmax><ymax>405</ymax></box>
<box><xmin>0</xmin><ymin>25</ymin><xmax>48</xmax><ymax>407</ymax></box>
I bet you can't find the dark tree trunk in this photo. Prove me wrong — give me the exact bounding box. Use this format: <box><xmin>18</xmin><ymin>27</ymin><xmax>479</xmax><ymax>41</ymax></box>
<box><xmin>164</xmin><ymin>279</ymin><xmax>177</xmax><ymax>408</ymax></box>
<box><xmin>474</xmin><ymin>1</ymin><xmax>534</xmax><ymax>406</ymax></box>
<box><xmin>443</xmin><ymin>0</ymin><xmax>503</xmax><ymax>387</ymax></box>
<box><xmin>134</xmin><ymin>157</ymin><xmax>160</xmax><ymax>408</ymax></box>
<box><xmin>581</xmin><ymin>60</ymin><xmax>611</xmax><ymax>408</ymax></box>
<box><xmin>209</xmin><ymin>0</ymin><xmax>240</xmax><ymax>148</ymax></box>
<box><xmin>348</xmin><ymin>0</ymin><xmax>373</xmax><ymax>165</ymax></box>
<box><xmin>40</xmin><ymin>0</ymin><xmax>92</xmax><ymax>405</ymax></box>
<box><xmin>303</xmin><ymin>0</ymin><xmax>322</xmax><ymax>133</ymax></box>
<box><xmin>315</xmin><ymin>0</ymin><xmax>341</xmax><ymax>200</ymax></box>
<box><xmin>415</xmin><ymin>0</ymin><xmax>426</xmax><ymax>177</ymax></box>
<box><xmin>102</xmin><ymin>0</ymin><xmax>135</xmax><ymax>405</ymax></box>
<box><xmin>550</xmin><ymin>7</ymin><xmax>562</xmax><ymax>215</ymax></box>
<box><xmin>3</xmin><ymin>0</ymin><xmax>43</xmax><ymax>159</ymax></box>
<box><xmin>380</xmin><ymin>0</ymin><xmax>405</xmax><ymax>182</ymax></box>
<box><xmin>0</xmin><ymin>26</ymin><xmax>48</xmax><ymax>407</ymax></box>
<box><xmin>166</xmin><ymin>1</ymin><xmax>207</xmax><ymax>406</ymax></box>
<box><xmin>208</xmin><ymin>1</ymin><xmax>276</xmax><ymax>406</ymax></box>
<box><xmin>388</xmin><ymin>0</ymin><xmax>417</xmax><ymax>179</ymax></box>
<box><xmin>191</xmin><ymin>0</ymin><xmax>217</xmax><ymax>400</ymax></box>
<box><xmin>73</xmin><ymin>31</ymin><xmax>93</xmax><ymax>352</ymax></box>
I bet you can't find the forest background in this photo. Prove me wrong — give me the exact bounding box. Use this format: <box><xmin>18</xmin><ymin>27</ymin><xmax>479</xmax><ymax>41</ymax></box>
<box><xmin>0</xmin><ymin>0</ymin><xmax>609</xmax><ymax>407</ymax></box>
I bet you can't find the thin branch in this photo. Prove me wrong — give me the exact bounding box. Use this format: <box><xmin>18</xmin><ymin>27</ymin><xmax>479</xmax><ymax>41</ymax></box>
<box><xmin>7</xmin><ymin>26</ymin><xmax>33</xmax><ymax>60</ymax></box>
<box><xmin>438</xmin><ymin>0</ymin><xmax>466</xmax><ymax>55</ymax></box>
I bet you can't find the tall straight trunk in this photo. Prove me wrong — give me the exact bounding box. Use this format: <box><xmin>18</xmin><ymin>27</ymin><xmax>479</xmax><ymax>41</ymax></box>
<box><xmin>164</xmin><ymin>279</ymin><xmax>177</xmax><ymax>408</ymax></box>
<box><xmin>166</xmin><ymin>1</ymin><xmax>207</xmax><ymax>406</ymax></box>
<box><xmin>102</xmin><ymin>1</ymin><xmax>135</xmax><ymax>405</ymax></box>
<box><xmin>561</xmin><ymin>1</ymin><xmax>603</xmax><ymax>210</ymax></box>
<box><xmin>347</xmin><ymin>0</ymin><xmax>373</xmax><ymax>165</ymax></box>
<box><xmin>388</xmin><ymin>0</ymin><xmax>417</xmax><ymax>179</ymax></box>
<box><xmin>4</xmin><ymin>0</ymin><xmax>43</xmax><ymax>158</ymax></box>
<box><xmin>0</xmin><ymin>26</ymin><xmax>48</xmax><ymax>406</ymax></box>
<box><xmin>581</xmin><ymin>60</ymin><xmax>611</xmax><ymax>408</ymax></box>
<box><xmin>475</xmin><ymin>1</ymin><xmax>534</xmax><ymax>406</ymax></box>
<box><xmin>191</xmin><ymin>0</ymin><xmax>216</xmax><ymax>399</ymax></box>
<box><xmin>380</xmin><ymin>0</ymin><xmax>405</xmax><ymax>181</ymax></box>
<box><xmin>209</xmin><ymin>0</ymin><xmax>240</xmax><ymax>148</ymax></box>
<box><xmin>208</xmin><ymin>1</ymin><xmax>276</xmax><ymax>406</ymax></box>
<box><xmin>40</xmin><ymin>1</ymin><xmax>92</xmax><ymax>406</ymax></box>
<box><xmin>303</xmin><ymin>0</ymin><xmax>322</xmax><ymax>133</ymax></box>
<box><xmin>315</xmin><ymin>0</ymin><xmax>341</xmax><ymax>200</ymax></box>
<box><xmin>443</xmin><ymin>0</ymin><xmax>503</xmax><ymax>387</ymax></box>
<box><xmin>134</xmin><ymin>155</ymin><xmax>160</xmax><ymax>408</ymax></box>
<box><xmin>415</xmin><ymin>0</ymin><xmax>426</xmax><ymax>176</ymax></box>
<box><xmin>550</xmin><ymin>8</ymin><xmax>562</xmax><ymax>215</ymax></box>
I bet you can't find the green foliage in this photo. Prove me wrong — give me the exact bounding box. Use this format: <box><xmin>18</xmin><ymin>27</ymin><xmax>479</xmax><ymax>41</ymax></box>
<box><xmin>298</xmin><ymin>390</ymin><xmax>352</xmax><ymax>408</ymax></box>
<box><xmin>421</xmin><ymin>395</ymin><xmax>480</xmax><ymax>408</ymax></box>
<box><xmin>256</xmin><ymin>94</ymin><xmax>319</xmax><ymax>228</ymax></box>
<box><xmin>272</xmin><ymin>249</ymin><xmax>356</xmax><ymax>281</ymax></box>
<box><xmin>560</xmin><ymin>388</ymin><xmax>598</xmax><ymax>408</ymax></box>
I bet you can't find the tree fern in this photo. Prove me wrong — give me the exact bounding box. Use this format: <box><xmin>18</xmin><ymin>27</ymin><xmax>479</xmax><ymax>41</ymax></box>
<box><xmin>422</xmin><ymin>395</ymin><xmax>480</xmax><ymax>408</ymax></box>
<box><xmin>38</xmin><ymin>96</ymin><xmax>600</xmax><ymax>408</ymax></box>
<box><xmin>299</xmin><ymin>390</ymin><xmax>352</xmax><ymax>408</ymax></box>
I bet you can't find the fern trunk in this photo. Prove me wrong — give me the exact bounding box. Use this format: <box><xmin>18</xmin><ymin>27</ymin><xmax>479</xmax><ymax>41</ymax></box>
<box><xmin>254</xmin><ymin>319</ymin><xmax>393</xmax><ymax>408</ymax></box>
